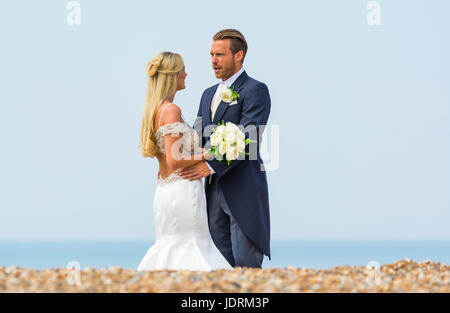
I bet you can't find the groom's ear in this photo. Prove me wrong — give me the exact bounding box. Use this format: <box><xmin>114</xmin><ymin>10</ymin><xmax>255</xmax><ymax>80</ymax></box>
<box><xmin>234</xmin><ymin>50</ymin><xmax>244</xmax><ymax>64</ymax></box>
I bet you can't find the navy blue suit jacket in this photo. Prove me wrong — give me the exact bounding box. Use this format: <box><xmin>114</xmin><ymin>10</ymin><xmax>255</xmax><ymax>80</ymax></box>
<box><xmin>194</xmin><ymin>71</ymin><xmax>271</xmax><ymax>260</ymax></box>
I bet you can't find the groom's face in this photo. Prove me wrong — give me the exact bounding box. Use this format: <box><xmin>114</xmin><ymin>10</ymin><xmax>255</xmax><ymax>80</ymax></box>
<box><xmin>210</xmin><ymin>39</ymin><xmax>242</xmax><ymax>81</ymax></box>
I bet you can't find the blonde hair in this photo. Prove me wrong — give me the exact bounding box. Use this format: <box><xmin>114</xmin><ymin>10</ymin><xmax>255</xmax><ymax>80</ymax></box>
<box><xmin>138</xmin><ymin>51</ymin><xmax>184</xmax><ymax>158</ymax></box>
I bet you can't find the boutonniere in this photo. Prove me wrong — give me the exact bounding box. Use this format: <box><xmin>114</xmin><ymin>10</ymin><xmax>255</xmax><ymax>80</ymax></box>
<box><xmin>220</xmin><ymin>85</ymin><xmax>240</xmax><ymax>103</ymax></box>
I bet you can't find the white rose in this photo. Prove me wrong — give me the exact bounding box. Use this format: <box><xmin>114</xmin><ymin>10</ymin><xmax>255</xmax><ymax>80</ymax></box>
<box><xmin>210</xmin><ymin>132</ymin><xmax>223</xmax><ymax>146</ymax></box>
<box><xmin>225</xmin><ymin>131</ymin><xmax>236</xmax><ymax>144</ymax></box>
<box><xmin>226</xmin><ymin>146</ymin><xmax>239</xmax><ymax>161</ymax></box>
<box><xmin>214</xmin><ymin>125</ymin><xmax>226</xmax><ymax>137</ymax></box>
<box><xmin>221</xmin><ymin>89</ymin><xmax>233</xmax><ymax>103</ymax></box>
<box><xmin>236</xmin><ymin>129</ymin><xmax>245</xmax><ymax>141</ymax></box>
<box><xmin>225</xmin><ymin>121</ymin><xmax>238</xmax><ymax>132</ymax></box>
<box><xmin>218</xmin><ymin>141</ymin><xmax>227</xmax><ymax>155</ymax></box>
<box><xmin>236</xmin><ymin>138</ymin><xmax>245</xmax><ymax>152</ymax></box>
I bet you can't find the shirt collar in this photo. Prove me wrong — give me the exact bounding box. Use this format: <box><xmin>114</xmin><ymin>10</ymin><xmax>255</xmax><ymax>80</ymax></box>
<box><xmin>220</xmin><ymin>67</ymin><xmax>245</xmax><ymax>88</ymax></box>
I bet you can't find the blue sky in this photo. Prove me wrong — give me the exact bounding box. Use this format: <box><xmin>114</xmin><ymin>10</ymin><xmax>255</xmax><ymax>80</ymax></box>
<box><xmin>0</xmin><ymin>0</ymin><xmax>449</xmax><ymax>241</ymax></box>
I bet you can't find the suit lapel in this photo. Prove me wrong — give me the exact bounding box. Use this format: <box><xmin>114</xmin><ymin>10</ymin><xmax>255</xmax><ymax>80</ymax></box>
<box><xmin>211</xmin><ymin>99</ymin><xmax>229</xmax><ymax>126</ymax></box>
<box><xmin>232</xmin><ymin>70</ymin><xmax>248</xmax><ymax>94</ymax></box>
<box><xmin>211</xmin><ymin>71</ymin><xmax>249</xmax><ymax>125</ymax></box>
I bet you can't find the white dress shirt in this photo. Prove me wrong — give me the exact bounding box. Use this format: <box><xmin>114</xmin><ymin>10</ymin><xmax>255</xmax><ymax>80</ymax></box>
<box><xmin>210</xmin><ymin>83</ymin><xmax>229</xmax><ymax>121</ymax></box>
<box><xmin>206</xmin><ymin>67</ymin><xmax>245</xmax><ymax>175</ymax></box>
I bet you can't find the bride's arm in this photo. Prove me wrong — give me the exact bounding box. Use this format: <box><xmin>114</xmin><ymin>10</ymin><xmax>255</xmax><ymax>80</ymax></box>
<box><xmin>162</xmin><ymin>105</ymin><xmax>212</xmax><ymax>172</ymax></box>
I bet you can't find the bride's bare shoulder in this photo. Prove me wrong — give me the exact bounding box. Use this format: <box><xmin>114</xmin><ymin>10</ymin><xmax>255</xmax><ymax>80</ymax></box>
<box><xmin>158</xmin><ymin>103</ymin><xmax>183</xmax><ymax>126</ymax></box>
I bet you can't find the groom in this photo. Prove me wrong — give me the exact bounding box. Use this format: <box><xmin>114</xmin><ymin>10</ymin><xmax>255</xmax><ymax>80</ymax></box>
<box><xmin>179</xmin><ymin>29</ymin><xmax>271</xmax><ymax>268</ymax></box>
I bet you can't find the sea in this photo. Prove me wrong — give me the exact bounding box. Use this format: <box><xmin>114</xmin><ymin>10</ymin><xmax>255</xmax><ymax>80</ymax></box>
<box><xmin>1</xmin><ymin>240</ymin><xmax>449</xmax><ymax>270</ymax></box>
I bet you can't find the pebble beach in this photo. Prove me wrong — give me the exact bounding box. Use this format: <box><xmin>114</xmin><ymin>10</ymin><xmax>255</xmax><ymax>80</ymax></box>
<box><xmin>1</xmin><ymin>259</ymin><xmax>449</xmax><ymax>293</ymax></box>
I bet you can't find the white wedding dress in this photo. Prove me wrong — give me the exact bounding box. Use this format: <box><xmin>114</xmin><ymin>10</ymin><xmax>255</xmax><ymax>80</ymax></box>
<box><xmin>137</xmin><ymin>107</ymin><xmax>233</xmax><ymax>272</ymax></box>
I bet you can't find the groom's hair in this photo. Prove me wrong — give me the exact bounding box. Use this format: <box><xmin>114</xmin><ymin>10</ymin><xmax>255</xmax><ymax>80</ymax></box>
<box><xmin>213</xmin><ymin>29</ymin><xmax>248</xmax><ymax>64</ymax></box>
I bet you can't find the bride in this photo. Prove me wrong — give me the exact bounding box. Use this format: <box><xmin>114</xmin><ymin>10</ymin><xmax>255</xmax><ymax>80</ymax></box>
<box><xmin>136</xmin><ymin>51</ymin><xmax>233</xmax><ymax>271</ymax></box>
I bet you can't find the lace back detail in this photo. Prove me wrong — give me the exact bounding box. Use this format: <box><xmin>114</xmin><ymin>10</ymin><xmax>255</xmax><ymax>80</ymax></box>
<box><xmin>157</xmin><ymin>121</ymin><xmax>187</xmax><ymax>137</ymax></box>
<box><xmin>154</xmin><ymin>104</ymin><xmax>200</xmax><ymax>186</ymax></box>
<box><xmin>155</xmin><ymin>121</ymin><xmax>201</xmax><ymax>186</ymax></box>
<box><xmin>157</xmin><ymin>169</ymin><xmax>184</xmax><ymax>185</ymax></box>
<box><xmin>156</xmin><ymin>121</ymin><xmax>190</xmax><ymax>154</ymax></box>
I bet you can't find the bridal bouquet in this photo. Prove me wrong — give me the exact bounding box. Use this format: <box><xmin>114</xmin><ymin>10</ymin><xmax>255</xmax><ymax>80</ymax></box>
<box><xmin>207</xmin><ymin>120</ymin><xmax>253</xmax><ymax>166</ymax></box>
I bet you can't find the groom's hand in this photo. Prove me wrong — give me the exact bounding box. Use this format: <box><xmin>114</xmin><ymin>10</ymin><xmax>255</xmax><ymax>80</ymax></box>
<box><xmin>179</xmin><ymin>162</ymin><xmax>211</xmax><ymax>181</ymax></box>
